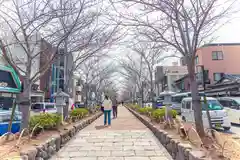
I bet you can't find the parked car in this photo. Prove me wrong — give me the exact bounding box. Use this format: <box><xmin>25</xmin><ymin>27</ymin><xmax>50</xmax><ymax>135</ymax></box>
<box><xmin>181</xmin><ymin>97</ymin><xmax>231</xmax><ymax>131</ymax></box>
<box><xmin>31</xmin><ymin>102</ymin><xmax>57</xmax><ymax>115</ymax></box>
<box><xmin>0</xmin><ymin>110</ymin><xmax>22</xmax><ymax>135</ymax></box>
<box><xmin>144</xmin><ymin>102</ymin><xmax>152</xmax><ymax>107</ymax></box>
<box><xmin>74</xmin><ymin>102</ymin><xmax>85</xmax><ymax>108</ymax></box>
<box><xmin>217</xmin><ymin>97</ymin><xmax>240</xmax><ymax>124</ymax></box>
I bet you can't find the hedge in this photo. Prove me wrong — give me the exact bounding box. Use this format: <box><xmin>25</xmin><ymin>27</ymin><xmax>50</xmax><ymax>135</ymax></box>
<box><xmin>29</xmin><ymin>113</ymin><xmax>61</xmax><ymax>131</ymax></box>
<box><xmin>70</xmin><ymin>108</ymin><xmax>89</xmax><ymax>120</ymax></box>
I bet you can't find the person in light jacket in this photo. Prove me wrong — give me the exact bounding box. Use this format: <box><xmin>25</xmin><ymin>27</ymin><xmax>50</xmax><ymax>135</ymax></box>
<box><xmin>102</xmin><ymin>95</ymin><xmax>112</xmax><ymax>126</ymax></box>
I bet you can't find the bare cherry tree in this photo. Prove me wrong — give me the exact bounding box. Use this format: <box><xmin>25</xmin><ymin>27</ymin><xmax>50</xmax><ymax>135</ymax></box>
<box><xmin>55</xmin><ymin>0</ymin><xmax>121</xmax><ymax>96</ymax></box>
<box><xmin>130</xmin><ymin>40</ymin><xmax>180</xmax><ymax>108</ymax></box>
<box><xmin>77</xmin><ymin>55</ymin><xmax>116</xmax><ymax>106</ymax></box>
<box><xmin>111</xmin><ymin>0</ymin><xmax>238</xmax><ymax>137</ymax></box>
<box><xmin>118</xmin><ymin>54</ymin><xmax>153</xmax><ymax>104</ymax></box>
<box><xmin>0</xmin><ymin>0</ymin><xmax>109</xmax><ymax>129</ymax></box>
<box><xmin>119</xmin><ymin>55</ymin><xmax>147</xmax><ymax>90</ymax></box>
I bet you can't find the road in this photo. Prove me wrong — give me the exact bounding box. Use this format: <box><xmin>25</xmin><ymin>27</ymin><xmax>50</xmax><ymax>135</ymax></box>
<box><xmin>225</xmin><ymin>124</ymin><xmax>240</xmax><ymax>136</ymax></box>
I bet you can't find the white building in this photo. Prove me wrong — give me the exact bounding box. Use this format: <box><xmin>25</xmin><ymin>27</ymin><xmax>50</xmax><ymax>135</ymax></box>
<box><xmin>155</xmin><ymin>62</ymin><xmax>188</xmax><ymax>93</ymax></box>
<box><xmin>5</xmin><ymin>33</ymin><xmax>41</xmax><ymax>85</ymax></box>
<box><xmin>4</xmin><ymin>33</ymin><xmax>44</xmax><ymax>102</ymax></box>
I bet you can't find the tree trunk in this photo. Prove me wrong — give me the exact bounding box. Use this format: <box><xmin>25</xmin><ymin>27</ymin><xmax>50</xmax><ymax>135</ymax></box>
<box><xmin>7</xmin><ymin>99</ymin><xmax>16</xmax><ymax>140</ymax></box>
<box><xmin>188</xmin><ymin>65</ymin><xmax>205</xmax><ymax>138</ymax></box>
<box><xmin>63</xmin><ymin>71</ymin><xmax>72</xmax><ymax>120</ymax></box>
<box><xmin>63</xmin><ymin>37</ymin><xmax>69</xmax><ymax>119</ymax></box>
<box><xmin>150</xmin><ymin>73</ymin><xmax>156</xmax><ymax>109</ymax></box>
<box><xmin>18</xmin><ymin>77</ymin><xmax>32</xmax><ymax>130</ymax></box>
<box><xmin>85</xmin><ymin>85</ymin><xmax>89</xmax><ymax>107</ymax></box>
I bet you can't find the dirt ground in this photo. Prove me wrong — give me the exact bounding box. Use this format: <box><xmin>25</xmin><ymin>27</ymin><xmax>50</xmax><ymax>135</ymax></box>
<box><xmin>0</xmin><ymin>114</ymin><xmax>94</xmax><ymax>160</ymax></box>
<box><xmin>144</xmin><ymin>115</ymin><xmax>230</xmax><ymax>160</ymax></box>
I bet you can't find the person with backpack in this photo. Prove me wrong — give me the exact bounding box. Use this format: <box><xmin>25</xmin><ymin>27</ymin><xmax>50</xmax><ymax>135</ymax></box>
<box><xmin>102</xmin><ymin>95</ymin><xmax>112</xmax><ymax>126</ymax></box>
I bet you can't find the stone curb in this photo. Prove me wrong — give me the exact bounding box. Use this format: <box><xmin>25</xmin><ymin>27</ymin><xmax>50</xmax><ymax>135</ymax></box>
<box><xmin>127</xmin><ymin>107</ymin><xmax>209</xmax><ymax>160</ymax></box>
<box><xmin>20</xmin><ymin>112</ymin><xmax>103</xmax><ymax>160</ymax></box>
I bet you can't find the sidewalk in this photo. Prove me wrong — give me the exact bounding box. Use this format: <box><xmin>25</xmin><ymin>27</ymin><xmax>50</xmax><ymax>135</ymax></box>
<box><xmin>51</xmin><ymin>106</ymin><xmax>172</xmax><ymax>160</ymax></box>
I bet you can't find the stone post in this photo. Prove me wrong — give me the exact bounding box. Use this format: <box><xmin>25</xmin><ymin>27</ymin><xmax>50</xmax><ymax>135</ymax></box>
<box><xmin>161</xmin><ymin>91</ymin><xmax>174</xmax><ymax>127</ymax></box>
<box><xmin>53</xmin><ymin>89</ymin><xmax>70</xmax><ymax>123</ymax></box>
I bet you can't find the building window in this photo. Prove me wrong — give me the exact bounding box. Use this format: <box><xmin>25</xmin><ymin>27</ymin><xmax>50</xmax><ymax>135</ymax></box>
<box><xmin>203</xmin><ymin>70</ymin><xmax>209</xmax><ymax>81</ymax></box>
<box><xmin>195</xmin><ymin>56</ymin><xmax>199</xmax><ymax>64</ymax></box>
<box><xmin>212</xmin><ymin>51</ymin><xmax>223</xmax><ymax>60</ymax></box>
<box><xmin>213</xmin><ymin>73</ymin><xmax>223</xmax><ymax>81</ymax></box>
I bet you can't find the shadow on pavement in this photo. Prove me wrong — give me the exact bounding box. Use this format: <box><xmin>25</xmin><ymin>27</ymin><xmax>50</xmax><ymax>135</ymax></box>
<box><xmin>95</xmin><ymin>125</ymin><xmax>108</xmax><ymax>130</ymax></box>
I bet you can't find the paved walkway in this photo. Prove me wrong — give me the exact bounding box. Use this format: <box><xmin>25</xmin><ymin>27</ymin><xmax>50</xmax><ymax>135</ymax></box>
<box><xmin>51</xmin><ymin>106</ymin><xmax>172</xmax><ymax>160</ymax></box>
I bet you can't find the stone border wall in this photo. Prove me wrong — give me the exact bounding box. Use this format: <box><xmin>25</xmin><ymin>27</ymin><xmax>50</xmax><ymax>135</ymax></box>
<box><xmin>127</xmin><ymin>107</ymin><xmax>209</xmax><ymax>160</ymax></box>
<box><xmin>20</xmin><ymin>112</ymin><xmax>103</xmax><ymax>160</ymax></box>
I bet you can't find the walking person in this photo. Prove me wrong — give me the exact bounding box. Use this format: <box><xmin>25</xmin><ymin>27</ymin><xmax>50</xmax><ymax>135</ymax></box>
<box><xmin>112</xmin><ymin>97</ymin><xmax>118</xmax><ymax>119</ymax></box>
<box><xmin>102</xmin><ymin>95</ymin><xmax>112</xmax><ymax>126</ymax></box>
<box><xmin>121</xmin><ymin>101</ymin><xmax>124</xmax><ymax>106</ymax></box>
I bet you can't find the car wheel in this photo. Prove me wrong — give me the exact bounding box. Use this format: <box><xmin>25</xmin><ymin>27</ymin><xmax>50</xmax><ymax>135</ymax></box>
<box><xmin>182</xmin><ymin>116</ymin><xmax>186</xmax><ymax>122</ymax></box>
<box><xmin>223</xmin><ymin>127</ymin><xmax>231</xmax><ymax>131</ymax></box>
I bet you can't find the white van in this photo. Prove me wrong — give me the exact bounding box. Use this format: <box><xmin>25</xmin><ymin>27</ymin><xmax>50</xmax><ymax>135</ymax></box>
<box><xmin>171</xmin><ymin>92</ymin><xmax>205</xmax><ymax>114</ymax></box>
<box><xmin>181</xmin><ymin>97</ymin><xmax>231</xmax><ymax>131</ymax></box>
<box><xmin>31</xmin><ymin>102</ymin><xmax>57</xmax><ymax>115</ymax></box>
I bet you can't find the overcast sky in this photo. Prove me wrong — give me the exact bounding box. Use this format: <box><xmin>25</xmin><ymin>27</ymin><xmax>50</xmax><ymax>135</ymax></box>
<box><xmin>108</xmin><ymin>1</ymin><xmax>240</xmax><ymax>94</ymax></box>
<box><xmin>106</xmin><ymin>0</ymin><xmax>240</xmax><ymax>67</ymax></box>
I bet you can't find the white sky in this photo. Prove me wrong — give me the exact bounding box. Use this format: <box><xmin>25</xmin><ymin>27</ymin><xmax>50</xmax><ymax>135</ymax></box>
<box><xmin>1</xmin><ymin>0</ymin><xmax>240</xmax><ymax>95</ymax></box>
<box><xmin>110</xmin><ymin>3</ymin><xmax>240</xmax><ymax>94</ymax></box>
<box><xmin>106</xmin><ymin>0</ymin><xmax>240</xmax><ymax>67</ymax></box>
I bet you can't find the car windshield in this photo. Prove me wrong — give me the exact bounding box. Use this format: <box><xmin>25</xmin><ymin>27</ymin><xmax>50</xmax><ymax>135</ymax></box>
<box><xmin>172</xmin><ymin>95</ymin><xmax>187</xmax><ymax>103</ymax></box>
<box><xmin>232</xmin><ymin>98</ymin><xmax>240</xmax><ymax>105</ymax></box>
<box><xmin>45</xmin><ymin>104</ymin><xmax>55</xmax><ymax>109</ymax></box>
<box><xmin>0</xmin><ymin>97</ymin><xmax>15</xmax><ymax>110</ymax></box>
<box><xmin>201</xmin><ymin>100</ymin><xmax>223</xmax><ymax>110</ymax></box>
<box><xmin>31</xmin><ymin>104</ymin><xmax>44</xmax><ymax>110</ymax></box>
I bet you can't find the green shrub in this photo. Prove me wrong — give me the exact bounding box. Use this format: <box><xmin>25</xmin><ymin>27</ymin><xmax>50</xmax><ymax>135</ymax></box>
<box><xmin>138</xmin><ymin>107</ymin><xmax>153</xmax><ymax>115</ymax></box>
<box><xmin>170</xmin><ymin>109</ymin><xmax>177</xmax><ymax>118</ymax></box>
<box><xmin>29</xmin><ymin>113</ymin><xmax>61</xmax><ymax>131</ymax></box>
<box><xmin>145</xmin><ymin>107</ymin><xmax>154</xmax><ymax>113</ymax></box>
<box><xmin>95</xmin><ymin>106</ymin><xmax>101</xmax><ymax>110</ymax></box>
<box><xmin>70</xmin><ymin>108</ymin><xmax>89</xmax><ymax>119</ymax></box>
<box><xmin>138</xmin><ymin>108</ymin><xmax>147</xmax><ymax>114</ymax></box>
<box><xmin>161</xmin><ymin>107</ymin><xmax>177</xmax><ymax>118</ymax></box>
<box><xmin>151</xmin><ymin>109</ymin><xmax>165</xmax><ymax>122</ymax></box>
<box><xmin>151</xmin><ymin>107</ymin><xmax>177</xmax><ymax>122</ymax></box>
<box><xmin>132</xmin><ymin>104</ymin><xmax>140</xmax><ymax>110</ymax></box>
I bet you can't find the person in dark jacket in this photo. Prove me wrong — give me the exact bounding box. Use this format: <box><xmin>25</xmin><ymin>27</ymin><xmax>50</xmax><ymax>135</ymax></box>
<box><xmin>112</xmin><ymin>97</ymin><xmax>118</xmax><ymax>118</ymax></box>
